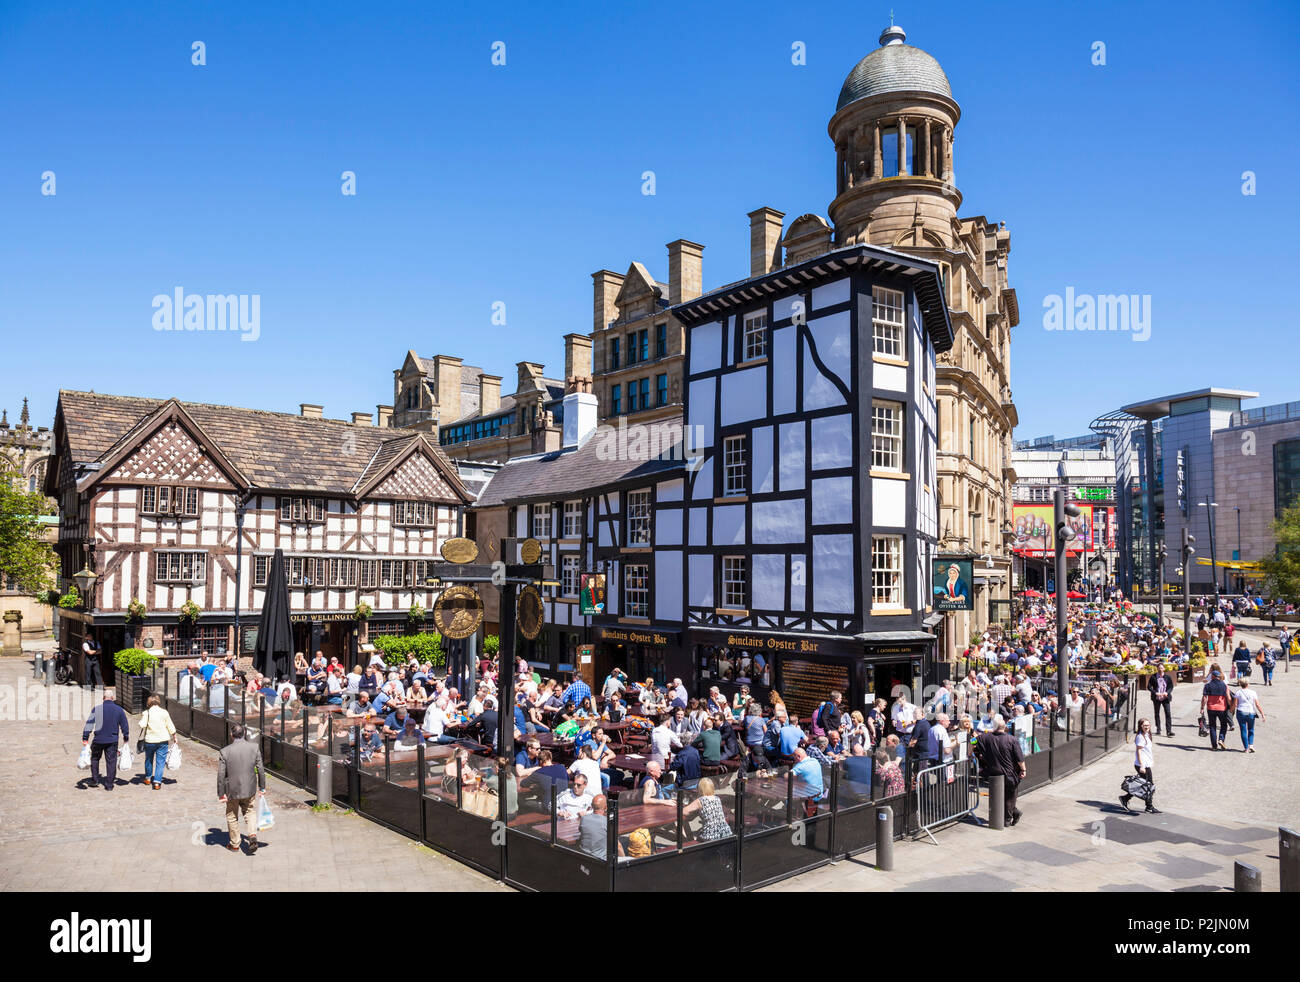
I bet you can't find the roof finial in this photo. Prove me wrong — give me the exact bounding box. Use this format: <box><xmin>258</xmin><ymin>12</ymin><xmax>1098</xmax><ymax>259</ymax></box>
<box><xmin>20</xmin><ymin>397</ymin><xmax>30</xmax><ymax>428</ymax></box>
<box><xmin>879</xmin><ymin>21</ymin><xmax>906</xmax><ymax>46</ymax></box>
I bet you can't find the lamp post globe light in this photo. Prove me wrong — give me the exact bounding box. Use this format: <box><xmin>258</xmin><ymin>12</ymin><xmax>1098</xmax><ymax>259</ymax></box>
<box><xmin>72</xmin><ymin>563</ymin><xmax>98</xmax><ymax>610</ymax></box>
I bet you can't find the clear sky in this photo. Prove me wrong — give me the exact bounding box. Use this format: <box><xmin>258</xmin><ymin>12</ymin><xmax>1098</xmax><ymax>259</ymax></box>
<box><xmin>3</xmin><ymin>0</ymin><xmax>1297</xmax><ymax>439</ymax></box>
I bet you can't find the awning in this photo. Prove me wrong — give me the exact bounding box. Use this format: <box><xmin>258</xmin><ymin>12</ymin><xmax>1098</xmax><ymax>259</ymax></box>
<box><xmin>922</xmin><ymin>612</ymin><xmax>945</xmax><ymax>628</ymax></box>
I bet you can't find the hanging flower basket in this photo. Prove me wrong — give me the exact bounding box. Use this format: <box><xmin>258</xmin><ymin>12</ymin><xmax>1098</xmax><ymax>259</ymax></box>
<box><xmin>126</xmin><ymin>598</ymin><xmax>147</xmax><ymax>622</ymax></box>
<box><xmin>179</xmin><ymin>600</ymin><xmax>202</xmax><ymax>624</ymax></box>
<box><xmin>407</xmin><ymin>603</ymin><xmax>425</xmax><ymax>623</ymax></box>
<box><xmin>355</xmin><ymin>601</ymin><xmax>373</xmax><ymax>621</ymax></box>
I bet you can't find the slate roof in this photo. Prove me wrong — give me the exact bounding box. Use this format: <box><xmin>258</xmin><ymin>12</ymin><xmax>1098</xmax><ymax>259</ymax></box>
<box><xmin>474</xmin><ymin>416</ymin><xmax>686</xmax><ymax>508</ymax></box>
<box><xmin>837</xmin><ymin>31</ymin><xmax>952</xmax><ymax>110</ymax></box>
<box><xmin>54</xmin><ymin>390</ymin><xmax>470</xmax><ymax>500</ymax></box>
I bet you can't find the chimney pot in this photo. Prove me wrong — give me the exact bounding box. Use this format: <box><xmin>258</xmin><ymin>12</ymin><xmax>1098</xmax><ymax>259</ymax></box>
<box><xmin>299</xmin><ymin>403</ymin><xmax>324</xmax><ymax>419</ymax></box>
<box><xmin>351</xmin><ymin>411</ymin><xmax>373</xmax><ymax>426</ymax></box>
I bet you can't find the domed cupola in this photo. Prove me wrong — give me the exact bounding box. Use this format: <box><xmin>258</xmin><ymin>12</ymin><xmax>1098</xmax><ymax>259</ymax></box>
<box><xmin>827</xmin><ymin>24</ymin><xmax>962</xmax><ymax>249</ymax></box>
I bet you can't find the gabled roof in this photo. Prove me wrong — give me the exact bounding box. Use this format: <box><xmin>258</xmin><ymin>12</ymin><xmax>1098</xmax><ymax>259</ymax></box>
<box><xmin>475</xmin><ymin>416</ymin><xmax>686</xmax><ymax>508</ymax></box>
<box><xmin>53</xmin><ymin>390</ymin><xmax>470</xmax><ymax>501</ymax></box>
<box><xmin>669</xmin><ymin>243</ymin><xmax>954</xmax><ymax>353</ymax></box>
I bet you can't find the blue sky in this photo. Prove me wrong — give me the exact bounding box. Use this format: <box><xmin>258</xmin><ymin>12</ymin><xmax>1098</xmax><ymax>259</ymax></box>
<box><xmin>3</xmin><ymin>0</ymin><xmax>1297</xmax><ymax>439</ymax></box>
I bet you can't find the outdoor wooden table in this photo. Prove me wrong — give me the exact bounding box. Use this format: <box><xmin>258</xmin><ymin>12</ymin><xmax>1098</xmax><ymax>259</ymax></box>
<box><xmin>608</xmin><ymin>753</ymin><xmax>658</xmax><ymax>775</ymax></box>
<box><xmin>531</xmin><ymin>801</ymin><xmax>684</xmax><ymax>842</ymax></box>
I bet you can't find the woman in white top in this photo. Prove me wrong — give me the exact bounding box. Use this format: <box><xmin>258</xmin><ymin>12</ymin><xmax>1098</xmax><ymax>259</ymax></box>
<box><xmin>1124</xmin><ymin>718</ymin><xmax>1160</xmax><ymax>814</ymax></box>
<box><xmin>1232</xmin><ymin>681</ymin><xmax>1265</xmax><ymax>753</ymax></box>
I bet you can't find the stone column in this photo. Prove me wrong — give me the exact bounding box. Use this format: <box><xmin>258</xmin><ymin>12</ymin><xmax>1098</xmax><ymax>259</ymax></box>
<box><xmin>921</xmin><ymin>119</ymin><xmax>931</xmax><ymax>177</ymax></box>
<box><xmin>942</xmin><ymin>127</ymin><xmax>953</xmax><ymax>182</ymax></box>
<box><xmin>872</xmin><ymin>123</ymin><xmax>882</xmax><ymax>179</ymax></box>
<box><xmin>897</xmin><ymin>116</ymin><xmax>908</xmax><ymax>175</ymax></box>
<box><xmin>837</xmin><ymin>142</ymin><xmax>846</xmax><ymax>193</ymax></box>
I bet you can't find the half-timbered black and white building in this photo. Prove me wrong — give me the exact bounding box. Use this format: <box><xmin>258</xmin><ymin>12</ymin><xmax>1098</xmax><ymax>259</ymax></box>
<box><xmin>45</xmin><ymin>391</ymin><xmax>473</xmax><ymax>680</ymax></box>
<box><xmin>672</xmin><ymin>244</ymin><xmax>952</xmax><ymax>722</ymax></box>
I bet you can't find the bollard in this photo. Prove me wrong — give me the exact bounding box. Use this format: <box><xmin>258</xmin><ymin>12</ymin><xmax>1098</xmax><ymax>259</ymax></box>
<box><xmin>33</xmin><ymin>653</ymin><xmax>43</xmax><ymax>679</ymax></box>
<box><xmin>316</xmin><ymin>753</ymin><xmax>332</xmax><ymax>808</ymax></box>
<box><xmin>988</xmin><ymin>773</ymin><xmax>1005</xmax><ymax>830</ymax></box>
<box><xmin>1234</xmin><ymin>861</ymin><xmax>1261</xmax><ymax>893</ymax></box>
<box><xmin>875</xmin><ymin>805</ymin><xmax>894</xmax><ymax>871</ymax></box>
<box><xmin>45</xmin><ymin>658</ymin><xmax>55</xmax><ymax>686</ymax></box>
<box><xmin>1281</xmin><ymin>827</ymin><xmax>1299</xmax><ymax>892</ymax></box>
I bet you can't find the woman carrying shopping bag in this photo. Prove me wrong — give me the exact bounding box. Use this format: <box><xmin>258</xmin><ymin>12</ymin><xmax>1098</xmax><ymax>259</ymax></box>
<box><xmin>1120</xmin><ymin>718</ymin><xmax>1161</xmax><ymax>815</ymax></box>
<box><xmin>138</xmin><ymin>695</ymin><xmax>178</xmax><ymax>790</ymax></box>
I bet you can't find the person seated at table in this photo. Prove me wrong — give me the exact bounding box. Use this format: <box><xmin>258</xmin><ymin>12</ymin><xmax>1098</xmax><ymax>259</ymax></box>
<box><xmin>839</xmin><ymin>743</ymin><xmax>872</xmax><ymax>797</ymax></box>
<box><xmin>443</xmin><ymin>748</ymin><xmax>479</xmax><ymax>792</ymax></box>
<box><xmin>383</xmin><ymin>705</ymin><xmax>416</xmax><ymax>739</ymax></box>
<box><xmin>306</xmin><ymin>655</ymin><xmax>327</xmax><ymax>691</ymax></box>
<box><xmin>516</xmin><ymin>738</ymin><xmax>543</xmax><ymax>779</ymax></box>
<box><xmin>357</xmin><ymin>722</ymin><xmax>384</xmax><ymax>760</ymax></box>
<box><xmin>528</xmin><ymin>749</ymin><xmax>570</xmax><ymax>808</ymax></box>
<box><xmin>637</xmin><ymin>760</ymin><xmax>676</xmax><ymax>806</ymax></box>
<box><xmin>669</xmin><ymin>741</ymin><xmax>702</xmax><ymax>789</ymax></box>
<box><xmin>790</xmin><ymin>746</ymin><xmax>826</xmax><ymax>805</ymax></box>
<box><xmin>706</xmin><ymin>687</ymin><xmax>729</xmax><ymax>716</ymax></box>
<box><xmin>568</xmin><ymin>742</ymin><xmax>603</xmax><ymax>795</ymax></box>
<box><xmin>579</xmin><ymin>794</ymin><xmax>625</xmax><ymax>860</ymax></box>
<box><xmin>823</xmin><ymin>729</ymin><xmax>848</xmax><ymax>761</ymax></box>
<box><xmin>686</xmin><ymin>698</ymin><xmax>708</xmax><ymax>735</ymax></box>
<box><xmin>372</xmin><ymin>681</ymin><xmax>396</xmax><ymax>716</ymax></box>
<box><xmin>718</xmin><ymin>715</ymin><xmax>743</xmax><ymax>762</ymax></box>
<box><xmin>732</xmin><ymin>685</ymin><xmax>752</xmax><ymax>715</ymax></box>
<box><xmin>468</xmin><ymin>696</ymin><xmax>507</xmax><ymax>752</ymax></box>
<box><xmin>556</xmin><ymin>772</ymin><xmax>595</xmax><ymax>819</ymax></box>
<box><xmin>650</xmin><ymin>717</ymin><xmax>682</xmax><ymax>763</ymax></box>
<box><xmin>467</xmin><ymin>683</ymin><xmax>491</xmax><ymax>718</ymax></box>
<box><xmin>667</xmin><ymin>705</ymin><xmax>690</xmax><ymax>740</ymax></box>
<box><xmin>407</xmin><ymin>679</ymin><xmax>429</xmax><ymax>710</ymax></box>
<box><xmin>588</xmin><ymin>727</ymin><xmax>624</xmax><ymax>788</ymax></box>
<box><xmin>360</xmin><ymin>664</ymin><xmax>382</xmax><ymax>695</ymax></box>
<box><xmin>345</xmin><ymin>690</ymin><xmax>375</xmax><ymax>718</ymax></box>
<box><xmin>692</xmin><ymin>716</ymin><xmax>723</xmax><ymax>765</ymax></box>
<box><xmin>682</xmin><ymin>778</ymin><xmax>732</xmax><ymax>841</ymax></box>
<box><xmin>603</xmin><ymin>692</ymin><xmax>627</xmax><ymax>723</ymax></box>
<box><xmin>778</xmin><ymin>714</ymin><xmax>806</xmax><ymax>759</ymax></box>
<box><xmin>324</xmin><ymin>667</ymin><xmax>345</xmax><ymax>706</ymax></box>
<box><xmin>394</xmin><ymin>716</ymin><xmax>426</xmax><ymax>750</ymax></box>
<box><xmin>420</xmin><ymin>699</ymin><xmax>455</xmax><ymax>744</ymax></box>
<box><xmin>638</xmin><ymin>679</ymin><xmax>664</xmax><ymax>715</ymax></box>
<box><xmin>574</xmin><ymin>695</ymin><xmax>595</xmax><ymax>721</ymax></box>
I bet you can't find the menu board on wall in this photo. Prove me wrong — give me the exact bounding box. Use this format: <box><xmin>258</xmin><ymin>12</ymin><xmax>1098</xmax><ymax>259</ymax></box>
<box><xmin>780</xmin><ymin>658</ymin><xmax>850</xmax><ymax>723</ymax></box>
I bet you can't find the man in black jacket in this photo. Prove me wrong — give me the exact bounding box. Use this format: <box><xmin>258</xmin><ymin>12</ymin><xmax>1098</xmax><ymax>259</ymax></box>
<box><xmin>81</xmin><ymin>691</ymin><xmax>131</xmax><ymax>790</ymax></box>
<box><xmin>1148</xmin><ymin>669</ymin><xmax>1176</xmax><ymax>737</ymax></box>
<box><xmin>976</xmin><ymin>718</ymin><xmax>1026</xmax><ymax>826</ymax></box>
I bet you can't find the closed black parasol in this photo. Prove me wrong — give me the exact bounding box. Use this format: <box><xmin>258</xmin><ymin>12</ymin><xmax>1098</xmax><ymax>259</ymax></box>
<box><xmin>254</xmin><ymin>549</ymin><xmax>294</xmax><ymax>682</ymax></box>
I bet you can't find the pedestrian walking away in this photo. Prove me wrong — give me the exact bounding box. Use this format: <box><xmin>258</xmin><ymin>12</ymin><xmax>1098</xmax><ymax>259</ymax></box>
<box><xmin>1121</xmin><ymin>718</ymin><xmax>1160</xmax><ymax>814</ymax></box>
<box><xmin>1148</xmin><ymin>665</ymin><xmax>1176</xmax><ymax>737</ymax></box>
<box><xmin>1257</xmin><ymin>644</ymin><xmax>1276</xmax><ymax>686</ymax></box>
<box><xmin>138</xmin><ymin>695</ymin><xmax>178</xmax><ymax>789</ymax></box>
<box><xmin>217</xmin><ymin>723</ymin><xmax>267</xmax><ymax>853</ymax></box>
<box><xmin>1231</xmin><ymin>680</ymin><xmax>1266</xmax><ymax>753</ymax></box>
<box><xmin>81</xmin><ymin>690</ymin><xmax>131</xmax><ymax>790</ymax></box>
<box><xmin>1199</xmin><ymin>668</ymin><xmax>1232</xmax><ymax>750</ymax></box>
<box><xmin>976</xmin><ymin>717</ymin><xmax>1026</xmax><ymax>826</ymax></box>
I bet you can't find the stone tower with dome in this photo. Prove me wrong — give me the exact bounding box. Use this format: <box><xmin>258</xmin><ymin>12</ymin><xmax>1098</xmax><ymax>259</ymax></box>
<box><xmin>827</xmin><ymin>23</ymin><xmax>1020</xmax><ymax>649</ymax></box>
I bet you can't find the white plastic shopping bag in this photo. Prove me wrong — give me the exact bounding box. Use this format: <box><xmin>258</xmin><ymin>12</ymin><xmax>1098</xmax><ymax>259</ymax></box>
<box><xmin>77</xmin><ymin>745</ymin><xmax>91</xmax><ymax>769</ymax></box>
<box><xmin>118</xmin><ymin>745</ymin><xmax>133</xmax><ymax>770</ymax></box>
<box><xmin>255</xmin><ymin>795</ymin><xmax>274</xmax><ymax>831</ymax></box>
<box><xmin>166</xmin><ymin>745</ymin><xmax>182</xmax><ymax>771</ymax></box>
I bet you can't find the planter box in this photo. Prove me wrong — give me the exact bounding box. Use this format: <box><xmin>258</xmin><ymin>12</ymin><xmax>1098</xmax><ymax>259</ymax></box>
<box><xmin>119</xmin><ymin>673</ymin><xmax>151</xmax><ymax>713</ymax></box>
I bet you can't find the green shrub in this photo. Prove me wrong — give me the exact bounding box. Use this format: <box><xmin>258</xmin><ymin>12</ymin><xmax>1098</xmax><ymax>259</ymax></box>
<box><xmin>57</xmin><ymin>587</ymin><xmax>81</xmax><ymax>609</ymax></box>
<box><xmin>113</xmin><ymin>647</ymin><xmax>158</xmax><ymax>676</ymax></box>
<box><xmin>482</xmin><ymin>634</ymin><xmax>500</xmax><ymax>657</ymax></box>
<box><xmin>372</xmin><ymin>632</ymin><xmax>445</xmax><ymax>668</ymax></box>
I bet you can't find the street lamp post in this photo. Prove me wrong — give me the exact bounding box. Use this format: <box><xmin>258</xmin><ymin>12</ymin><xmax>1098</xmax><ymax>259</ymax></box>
<box><xmin>1234</xmin><ymin>506</ymin><xmax>1242</xmax><ymax>594</ymax></box>
<box><xmin>1199</xmin><ymin>498</ymin><xmax>1220</xmax><ymax>603</ymax></box>
<box><xmin>1054</xmin><ymin>490</ymin><xmax>1081</xmax><ymax>700</ymax></box>
<box><xmin>1180</xmin><ymin>528</ymin><xmax>1196</xmax><ymax>658</ymax></box>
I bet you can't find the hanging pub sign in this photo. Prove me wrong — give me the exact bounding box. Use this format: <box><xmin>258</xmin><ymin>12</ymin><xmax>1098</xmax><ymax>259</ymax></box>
<box><xmin>520</xmin><ymin>538</ymin><xmax>542</xmax><ymax>565</ymax></box>
<box><xmin>579</xmin><ymin>572</ymin><xmax>606</xmax><ymax>615</ymax></box>
<box><xmin>440</xmin><ymin>537</ymin><xmax>478</xmax><ymax>565</ymax></box>
<box><xmin>433</xmin><ymin>584</ymin><xmax>484</xmax><ymax>639</ymax></box>
<box><xmin>932</xmin><ymin>557</ymin><xmax>974</xmax><ymax>611</ymax></box>
<box><xmin>517</xmin><ymin>585</ymin><xmax>544</xmax><ymax>640</ymax></box>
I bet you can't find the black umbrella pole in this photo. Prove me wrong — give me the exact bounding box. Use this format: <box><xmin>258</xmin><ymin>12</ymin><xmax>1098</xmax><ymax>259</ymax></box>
<box><xmin>498</xmin><ymin>583</ymin><xmax>517</xmax><ymax>763</ymax></box>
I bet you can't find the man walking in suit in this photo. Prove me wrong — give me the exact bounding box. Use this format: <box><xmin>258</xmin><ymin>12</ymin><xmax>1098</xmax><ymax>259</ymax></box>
<box><xmin>218</xmin><ymin>724</ymin><xmax>266</xmax><ymax>854</ymax></box>
<box><xmin>976</xmin><ymin>717</ymin><xmax>1026</xmax><ymax>826</ymax></box>
<box><xmin>1148</xmin><ymin>667</ymin><xmax>1176</xmax><ymax>737</ymax></box>
<box><xmin>81</xmin><ymin>690</ymin><xmax>131</xmax><ymax>790</ymax></box>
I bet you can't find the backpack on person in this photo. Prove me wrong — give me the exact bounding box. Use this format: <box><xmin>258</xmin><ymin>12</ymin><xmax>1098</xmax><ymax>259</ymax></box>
<box><xmin>810</xmin><ymin>702</ymin><xmax>829</xmax><ymax>738</ymax></box>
